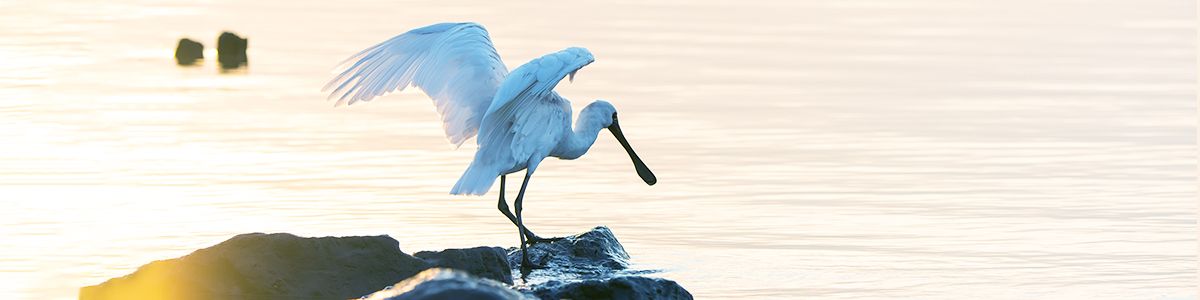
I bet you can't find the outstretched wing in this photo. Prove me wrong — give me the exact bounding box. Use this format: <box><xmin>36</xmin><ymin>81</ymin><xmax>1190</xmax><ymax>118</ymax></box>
<box><xmin>477</xmin><ymin>47</ymin><xmax>595</xmax><ymax>164</ymax></box>
<box><xmin>324</xmin><ymin>22</ymin><xmax>508</xmax><ymax>147</ymax></box>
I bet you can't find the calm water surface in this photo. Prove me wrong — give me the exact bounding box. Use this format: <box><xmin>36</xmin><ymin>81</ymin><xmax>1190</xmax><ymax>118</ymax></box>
<box><xmin>0</xmin><ymin>0</ymin><xmax>1194</xmax><ymax>299</ymax></box>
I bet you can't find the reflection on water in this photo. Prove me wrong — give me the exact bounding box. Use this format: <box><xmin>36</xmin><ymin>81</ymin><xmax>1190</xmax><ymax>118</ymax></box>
<box><xmin>0</xmin><ymin>0</ymin><xmax>1194</xmax><ymax>299</ymax></box>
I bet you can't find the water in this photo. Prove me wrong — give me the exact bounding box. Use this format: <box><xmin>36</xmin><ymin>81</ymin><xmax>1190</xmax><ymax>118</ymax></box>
<box><xmin>0</xmin><ymin>0</ymin><xmax>1194</xmax><ymax>299</ymax></box>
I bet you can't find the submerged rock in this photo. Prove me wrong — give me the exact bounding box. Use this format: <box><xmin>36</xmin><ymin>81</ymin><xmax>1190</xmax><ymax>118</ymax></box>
<box><xmin>360</xmin><ymin>268</ymin><xmax>532</xmax><ymax>300</ymax></box>
<box><xmin>216</xmin><ymin>31</ymin><xmax>248</xmax><ymax>70</ymax></box>
<box><xmin>79</xmin><ymin>233</ymin><xmax>429</xmax><ymax>300</ymax></box>
<box><xmin>532</xmin><ymin>276</ymin><xmax>693</xmax><ymax>300</ymax></box>
<box><xmin>415</xmin><ymin>247</ymin><xmax>513</xmax><ymax>284</ymax></box>
<box><xmin>174</xmin><ymin>38</ymin><xmax>203</xmax><ymax>65</ymax></box>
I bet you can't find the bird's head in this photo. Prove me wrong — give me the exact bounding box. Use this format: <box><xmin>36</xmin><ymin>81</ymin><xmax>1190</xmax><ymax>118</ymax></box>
<box><xmin>582</xmin><ymin>100</ymin><xmax>618</xmax><ymax>128</ymax></box>
<box><xmin>584</xmin><ymin>100</ymin><xmax>657</xmax><ymax>186</ymax></box>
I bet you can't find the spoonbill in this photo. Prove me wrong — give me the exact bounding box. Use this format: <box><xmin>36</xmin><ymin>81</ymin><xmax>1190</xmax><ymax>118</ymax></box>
<box><xmin>323</xmin><ymin>22</ymin><xmax>657</xmax><ymax>272</ymax></box>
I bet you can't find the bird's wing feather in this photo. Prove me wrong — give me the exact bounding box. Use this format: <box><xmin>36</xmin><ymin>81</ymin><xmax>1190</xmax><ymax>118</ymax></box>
<box><xmin>324</xmin><ymin>22</ymin><xmax>508</xmax><ymax>147</ymax></box>
<box><xmin>484</xmin><ymin>47</ymin><xmax>592</xmax><ymax>117</ymax></box>
<box><xmin>476</xmin><ymin>48</ymin><xmax>594</xmax><ymax>163</ymax></box>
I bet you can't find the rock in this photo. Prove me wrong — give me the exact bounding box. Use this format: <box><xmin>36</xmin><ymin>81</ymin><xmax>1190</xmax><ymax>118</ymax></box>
<box><xmin>174</xmin><ymin>38</ymin><xmax>203</xmax><ymax>65</ymax></box>
<box><xmin>415</xmin><ymin>247</ymin><xmax>513</xmax><ymax>284</ymax></box>
<box><xmin>360</xmin><ymin>268</ymin><xmax>532</xmax><ymax>300</ymax></box>
<box><xmin>216</xmin><ymin>31</ymin><xmax>248</xmax><ymax>69</ymax></box>
<box><xmin>506</xmin><ymin>226</ymin><xmax>692</xmax><ymax>300</ymax></box>
<box><xmin>508</xmin><ymin>226</ymin><xmax>629</xmax><ymax>274</ymax></box>
<box><xmin>79</xmin><ymin>233</ymin><xmax>429</xmax><ymax>300</ymax></box>
<box><xmin>532</xmin><ymin>277</ymin><xmax>693</xmax><ymax>300</ymax></box>
<box><xmin>80</xmin><ymin>227</ymin><xmax>694</xmax><ymax>300</ymax></box>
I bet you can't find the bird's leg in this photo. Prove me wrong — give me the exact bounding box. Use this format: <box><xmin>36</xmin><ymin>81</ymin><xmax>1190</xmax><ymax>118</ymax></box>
<box><xmin>497</xmin><ymin>175</ymin><xmax>547</xmax><ymax>243</ymax></box>
<box><xmin>515</xmin><ymin>169</ymin><xmax>535</xmax><ymax>277</ymax></box>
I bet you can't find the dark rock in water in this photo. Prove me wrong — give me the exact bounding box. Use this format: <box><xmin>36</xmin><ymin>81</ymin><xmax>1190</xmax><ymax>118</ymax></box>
<box><xmin>509</xmin><ymin>226</ymin><xmax>629</xmax><ymax>274</ymax></box>
<box><xmin>360</xmin><ymin>268</ymin><xmax>532</xmax><ymax>300</ymax></box>
<box><xmin>532</xmin><ymin>276</ymin><xmax>693</xmax><ymax>300</ymax></box>
<box><xmin>506</xmin><ymin>226</ymin><xmax>692</xmax><ymax>300</ymax></box>
<box><xmin>415</xmin><ymin>247</ymin><xmax>513</xmax><ymax>285</ymax></box>
<box><xmin>79</xmin><ymin>233</ymin><xmax>429</xmax><ymax>300</ymax></box>
<box><xmin>80</xmin><ymin>227</ymin><xmax>693</xmax><ymax>300</ymax></box>
<box><xmin>174</xmin><ymin>38</ymin><xmax>203</xmax><ymax>65</ymax></box>
<box><xmin>216</xmin><ymin>31</ymin><xmax>248</xmax><ymax>70</ymax></box>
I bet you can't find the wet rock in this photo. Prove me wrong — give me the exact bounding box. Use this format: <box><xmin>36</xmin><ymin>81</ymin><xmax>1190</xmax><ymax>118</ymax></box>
<box><xmin>531</xmin><ymin>276</ymin><xmax>693</xmax><ymax>300</ymax></box>
<box><xmin>80</xmin><ymin>227</ymin><xmax>693</xmax><ymax>300</ymax></box>
<box><xmin>506</xmin><ymin>226</ymin><xmax>691</xmax><ymax>300</ymax></box>
<box><xmin>360</xmin><ymin>268</ymin><xmax>532</xmax><ymax>300</ymax></box>
<box><xmin>174</xmin><ymin>38</ymin><xmax>203</xmax><ymax>65</ymax></box>
<box><xmin>79</xmin><ymin>233</ymin><xmax>429</xmax><ymax>300</ymax></box>
<box><xmin>415</xmin><ymin>247</ymin><xmax>513</xmax><ymax>284</ymax></box>
<box><xmin>509</xmin><ymin>226</ymin><xmax>629</xmax><ymax>274</ymax></box>
<box><xmin>216</xmin><ymin>31</ymin><xmax>248</xmax><ymax>70</ymax></box>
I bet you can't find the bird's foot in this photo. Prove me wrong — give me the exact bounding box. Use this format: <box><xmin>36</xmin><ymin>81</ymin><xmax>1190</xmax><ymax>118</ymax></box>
<box><xmin>519</xmin><ymin>248</ymin><xmax>533</xmax><ymax>279</ymax></box>
<box><xmin>525</xmin><ymin>235</ymin><xmax>563</xmax><ymax>246</ymax></box>
<box><xmin>519</xmin><ymin>264</ymin><xmax>532</xmax><ymax>279</ymax></box>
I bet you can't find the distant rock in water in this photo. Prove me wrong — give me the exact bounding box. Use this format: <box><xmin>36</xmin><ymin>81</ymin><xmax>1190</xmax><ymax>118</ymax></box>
<box><xmin>174</xmin><ymin>38</ymin><xmax>203</xmax><ymax>65</ymax></box>
<box><xmin>78</xmin><ymin>233</ymin><xmax>429</xmax><ymax>300</ymax></box>
<box><xmin>216</xmin><ymin>31</ymin><xmax>248</xmax><ymax>70</ymax></box>
<box><xmin>360</xmin><ymin>268</ymin><xmax>532</xmax><ymax>300</ymax></box>
<box><xmin>80</xmin><ymin>227</ymin><xmax>691</xmax><ymax>300</ymax></box>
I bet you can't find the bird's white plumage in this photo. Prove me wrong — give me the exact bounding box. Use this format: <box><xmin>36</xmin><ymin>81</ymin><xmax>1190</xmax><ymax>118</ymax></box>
<box><xmin>485</xmin><ymin>47</ymin><xmax>593</xmax><ymax>117</ymax></box>
<box><xmin>452</xmin><ymin>48</ymin><xmax>595</xmax><ymax>195</ymax></box>
<box><xmin>327</xmin><ymin>23</ymin><xmax>655</xmax><ymax>272</ymax></box>
<box><xmin>324</xmin><ymin>22</ymin><xmax>508</xmax><ymax>147</ymax></box>
<box><xmin>325</xmin><ymin>23</ymin><xmax>601</xmax><ymax>195</ymax></box>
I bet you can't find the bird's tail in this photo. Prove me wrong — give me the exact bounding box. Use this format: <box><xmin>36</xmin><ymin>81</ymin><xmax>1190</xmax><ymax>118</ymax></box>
<box><xmin>451</xmin><ymin>163</ymin><xmax>498</xmax><ymax>195</ymax></box>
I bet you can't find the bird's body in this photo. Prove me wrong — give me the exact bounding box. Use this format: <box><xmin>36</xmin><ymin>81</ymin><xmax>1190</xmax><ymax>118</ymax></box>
<box><xmin>452</xmin><ymin>46</ymin><xmax>598</xmax><ymax>195</ymax></box>
<box><xmin>325</xmin><ymin>22</ymin><xmax>655</xmax><ymax>275</ymax></box>
<box><xmin>453</xmin><ymin>92</ymin><xmax>566</xmax><ymax>194</ymax></box>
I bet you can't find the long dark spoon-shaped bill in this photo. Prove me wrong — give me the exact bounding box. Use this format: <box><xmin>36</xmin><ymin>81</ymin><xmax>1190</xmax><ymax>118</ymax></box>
<box><xmin>609</xmin><ymin>119</ymin><xmax>657</xmax><ymax>185</ymax></box>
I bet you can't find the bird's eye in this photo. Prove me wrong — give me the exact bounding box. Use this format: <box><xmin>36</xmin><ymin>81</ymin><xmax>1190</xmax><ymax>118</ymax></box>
<box><xmin>611</xmin><ymin>113</ymin><xmax>617</xmax><ymax>121</ymax></box>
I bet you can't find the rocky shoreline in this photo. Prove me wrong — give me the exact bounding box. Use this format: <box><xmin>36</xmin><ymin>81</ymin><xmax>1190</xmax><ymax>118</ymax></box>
<box><xmin>80</xmin><ymin>227</ymin><xmax>691</xmax><ymax>300</ymax></box>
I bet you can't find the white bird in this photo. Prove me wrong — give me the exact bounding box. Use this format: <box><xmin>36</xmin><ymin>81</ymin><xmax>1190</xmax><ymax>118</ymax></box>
<box><xmin>323</xmin><ymin>22</ymin><xmax>656</xmax><ymax>273</ymax></box>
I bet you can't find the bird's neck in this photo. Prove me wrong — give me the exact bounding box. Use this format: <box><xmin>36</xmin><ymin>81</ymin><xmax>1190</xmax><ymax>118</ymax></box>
<box><xmin>551</xmin><ymin>111</ymin><xmax>606</xmax><ymax>160</ymax></box>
